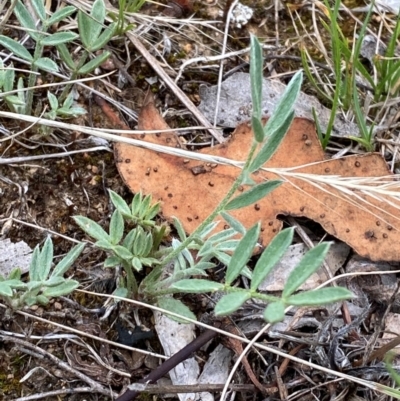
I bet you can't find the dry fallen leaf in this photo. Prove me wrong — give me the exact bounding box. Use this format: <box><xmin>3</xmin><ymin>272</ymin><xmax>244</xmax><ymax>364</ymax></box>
<box><xmin>115</xmin><ymin>97</ymin><xmax>400</xmax><ymax>261</ymax></box>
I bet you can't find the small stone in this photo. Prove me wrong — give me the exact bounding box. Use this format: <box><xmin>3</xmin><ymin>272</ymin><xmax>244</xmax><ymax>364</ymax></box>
<box><xmin>54</xmin><ymin>302</ymin><xmax>62</xmax><ymax>310</ymax></box>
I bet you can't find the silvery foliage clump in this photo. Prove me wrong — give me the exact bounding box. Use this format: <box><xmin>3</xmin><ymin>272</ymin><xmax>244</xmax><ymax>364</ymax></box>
<box><xmin>0</xmin><ymin>238</ymin><xmax>84</xmax><ymax>309</ymax></box>
<box><xmin>0</xmin><ymin>0</ymin><xmax>114</xmax><ymax>116</ymax></box>
<box><xmin>73</xmin><ymin>37</ymin><xmax>353</xmax><ymax>324</ymax></box>
<box><xmin>74</xmin><ymin>191</ymin><xmax>165</xmax><ymax>298</ymax></box>
<box><xmin>0</xmin><ymin>59</ymin><xmax>26</xmax><ymax>114</ymax></box>
<box><xmin>73</xmin><ymin>190</ymin><xmax>242</xmax><ymax>314</ymax></box>
<box><xmin>162</xmin><ymin>36</ymin><xmax>353</xmax><ymax>323</ymax></box>
<box><xmin>45</xmin><ymin>91</ymin><xmax>86</xmax><ymax>120</ymax></box>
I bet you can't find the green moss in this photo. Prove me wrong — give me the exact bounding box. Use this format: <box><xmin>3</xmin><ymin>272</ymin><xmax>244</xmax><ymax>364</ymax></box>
<box><xmin>0</xmin><ymin>371</ymin><xmax>23</xmax><ymax>395</ymax></box>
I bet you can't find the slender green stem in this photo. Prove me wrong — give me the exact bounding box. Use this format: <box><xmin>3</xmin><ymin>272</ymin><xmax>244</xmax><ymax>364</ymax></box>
<box><xmin>123</xmin><ymin>261</ymin><xmax>138</xmax><ymax>296</ymax></box>
<box><xmin>59</xmin><ymin>51</ymin><xmax>89</xmax><ymax>103</ymax></box>
<box><xmin>161</xmin><ymin>142</ymin><xmax>258</xmax><ymax>267</ymax></box>
<box><xmin>25</xmin><ymin>42</ymin><xmax>44</xmax><ymax>115</ymax></box>
<box><xmin>139</xmin><ymin>141</ymin><xmax>259</xmax><ymax>295</ymax></box>
<box><xmin>147</xmin><ymin>283</ymin><xmax>281</xmax><ymax>303</ymax></box>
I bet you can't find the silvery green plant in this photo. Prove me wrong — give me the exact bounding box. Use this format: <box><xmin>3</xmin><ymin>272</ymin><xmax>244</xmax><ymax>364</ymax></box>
<box><xmin>40</xmin><ymin>91</ymin><xmax>86</xmax><ymax>135</ymax></box>
<box><xmin>0</xmin><ymin>60</ymin><xmax>26</xmax><ymax>114</ymax></box>
<box><xmin>45</xmin><ymin>91</ymin><xmax>87</xmax><ymax>120</ymax></box>
<box><xmin>74</xmin><ymin>36</ymin><xmax>353</xmax><ymax>323</ymax></box>
<box><xmin>0</xmin><ymin>0</ymin><xmax>114</xmax><ymax>115</ymax></box>
<box><xmin>0</xmin><ymin>238</ymin><xmax>84</xmax><ymax>309</ymax></box>
<box><xmin>74</xmin><ymin>191</ymin><xmax>166</xmax><ymax>296</ymax></box>
<box><xmin>57</xmin><ymin>0</ymin><xmax>116</xmax><ymax>101</ymax></box>
<box><xmin>0</xmin><ymin>0</ymin><xmax>78</xmax><ymax>115</ymax></box>
<box><xmin>147</xmin><ymin>35</ymin><xmax>352</xmax><ymax>323</ymax></box>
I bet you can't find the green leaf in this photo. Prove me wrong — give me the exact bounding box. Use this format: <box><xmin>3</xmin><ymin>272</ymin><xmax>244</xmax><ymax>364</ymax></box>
<box><xmin>63</xmin><ymin>91</ymin><xmax>74</xmax><ymax>110</ymax></box>
<box><xmin>113</xmin><ymin>287</ymin><xmax>128</xmax><ymax>298</ymax></box>
<box><xmin>77</xmin><ymin>51</ymin><xmax>111</xmax><ymax>75</ymax></box>
<box><xmin>6</xmin><ymin>95</ymin><xmax>24</xmax><ymax>106</ymax></box>
<box><xmin>287</xmin><ymin>287</ymin><xmax>353</xmax><ymax>306</ymax></box>
<box><xmin>252</xmin><ymin>116</ymin><xmax>265</xmax><ymax>143</ymax></box>
<box><xmin>109</xmin><ymin>190</ymin><xmax>131</xmax><ymax>215</ymax></box>
<box><xmin>145</xmin><ymin>203</ymin><xmax>160</xmax><ymax>220</ymax></box>
<box><xmin>8</xmin><ymin>268</ymin><xmax>22</xmax><ymax>281</ymax></box>
<box><xmin>249</xmin><ymin>111</ymin><xmax>294</xmax><ymax>173</ymax></box>
<box><xmin>47</xmin><ymin>91</ymin><xmax>58</xmax><ymax>110</ymax></box>
<box><xmin>0</xmin><ymin>282</ymin><xmax>13</xmax><ymax>297</ymax></box>
<box><xmin>14</xmin><ymin>1</ymin><xmax>39</xmax><ymax>41</ymax></box>
<box><xmin>95</xmin><ymin>239</ymin><xmax>114</xmax><ymax>250</ymax></box>
<box><xmin>27</xmin><ymin>280</ymin><xmax>43</xmax><ymax>291</ymax></box>
<box><xmin>91</xmin><ymin>23</ymin><xmax>116</xmax><ymax>51</ymax></box>
<box><xmin>41</xmin><ymin>32</ymin><xmax>78</xmax><ymax>46</ymax></box>
<box><xmin>44</xmin><ymin>276</ymin><xmax>65</xmax><ymax>287</ymax></box>
<box><xmin>113</xmin><ymin>245</ymin><xmax>133</xmax><ymax>260</ymax></box>
<box><xmin>131</xmin><ymin>256</ymin><xmax>142</xmax><ymax>271</ymax></box>
<box><xmin>214</xmin><ymin>292</ymin><xmax>251</xmax><ymax>316</ymax></box>
<box><xmin>131</xmin><ymin>192</ymin><xmax>142</xmax><ymax>216</ymax></box>
<box><xmin>133</xmin><ymin>227</ymin><xmax>146</xmax><ymax>255</ymax></box>
<box><xmin>214</xmin><ymin>239</ymin><xmax>239</xmax><ymax>252</ymax></box>
<box><xmin>263</xmin><ymin>70</ymin><xmax>302</xmax><ymax>137</ymax></box>
<box><xmin>51</xmin><ymin>242</ymin><xmax>85</xmax><ymax>277</ymax></box>
<box><xmin>263</xmin><ymin>301</ymin><xmax>285</xmax><ymax>323</ymax></box>
<box><xmin>3</xmin><ymin>64</ymin><xmax>15</xmax><ymax>92</ymax></box>
<box><xmin>157</xmin><ymin>297</ymin><xmax>196</xmax><ymax>323</ymax></box>
<box><xmin>195</xmin><ymin>220</ymin><xmax>219</xmax><ymax>238</ymax></box>
<box><xmin>251</xmin><ymin>227</ymin><xmax>294</xmax><ymax>290</ymax></box>
<box><xmin>220</xmin><ymin>211</ymin><xmax>246</xmax><ymax>235</ymax></box>
<box><xmin>104</xmin><ymin>255</ymin><xmax>121</xmax><ymax>267</ymax></box>
<box><xmin>31</xmin><ymin>0</ymin><xmax>46</xmax><ymax>22</ymax></box>
<box><xmin>142</xmin><ymin>233</ymin><xmax>153</xmax><ymax>256</ymax></box>
<box><xmin>250</xmin><ymin>35</ymin><xmax>263</xmax><ymax>122</ymax></box>
<box><xmin>33</xmin><ymin>57</ymin><xmax>59</xmax><ymax>72</ymax></box>
<box><xmin>173</xmin><ymin>217</ymin><xmax>187</xmax><ymax>241</ymax></box>
<box><xmin>46</xmin><ymin>6</ymin><xmax>76</xmax><ymax>26</ymax></box>
<box><xmin>109</xmin><ymin>210</ymin><xmax>124</xmax><ymax>245</ymax></box>
<box><xmin>0</xmin><ymin>36</ymin><xmax>33</xmax><ymax>61</ymax></box>
<box><xmin>282</xmin><ymin>242</ymin><xmax>331</xmax><ymax>298</ymax></box>
<box><xmin>6</xmin><ymin>279</ymin><xmax>27</xmax><ymax>289</ymax></box>
<box><xmin>123</xmin><ymin>228</ymin><xmax>138</xmax><ymax>250</ymax></box>
<box><xmin>57</xmin><ymin>43</ymin><xmax>76</xmax><ymax>70</ymax></box>
<box><xmin>226</xmin><ymin>223</ymin><xmax>260</xmax><ymax>285</ymax></box>
<box><xmin>171</xmin><ymin>279</ymin><xmax>224</xmax><ymax>293</ymax></box>
<box><xmin>6</xmin><ymin>279</ymin><xmax>28</xmax><ymax>290</ymax></box>
<box><xmin>78</xmin><ymin>0</ymin><xmax>106</xmax><ymax>50</ymax></box>
<box><xmin>139</xmin><ymin>194</ymin><xmax>152</xmax><ymax>220</ymax></box>
<box><xmin>38</xmin><ymin>237</ymin><xmax>53</xmax><ymax>281</ymax></box>
<box><xmin>42</xmin><ymin>279</ymin><xmax>79</xmax><ymax>297</ymax></box>
<box><xmin>74</xmin><ymin>216</ymin><xmax>110</xmax><ymax>242</ymax></box>
<box><xmin>25</xmin><ymin>296</ymin><xmax>40</xmax><ymax>306</ymax></box>
<box><xmin>36</xmin><ymin>295</ymin><xmax>50</xmax><ymax>305</ymax></box>
<box><xmin>225</xmin><ymin>180</ymin><xmax>282</xmax><ymax>211</ymax></box>
<box><xmin>29</xmin><ymin>245</ymin><xmax>41</xmax><ymax>281</ymax></box>
<box><xmin>57</xmin><ymin>106</ymin><xmax>86</xmax><ymax>117</ymax></box>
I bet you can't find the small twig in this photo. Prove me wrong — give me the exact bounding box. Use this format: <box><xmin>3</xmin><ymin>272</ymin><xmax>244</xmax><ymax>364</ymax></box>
<box><xmin>14</xmin><ymin>387</ymin><xmax>105</xmax><ymax>401</ymax></box>
<box><xmin>1</xmin><ymin>335</ymin><xmax>117</xmax><ymax>398</ymax></box>
<box><xmin>116</xmin><ymin>328</ymin><xmax>218</xmax><ymax>401</ymax></box>
<box><xmin>126</xmin><ymin>383</ymin><xmax>257</xmax><ymax>394</ymax></box>
<box><xmin>126</xmin><ymin>32</ymin><xmax>225</xmax><ymax>143</ymax></box>
<box><xmin>0</xmin><ymin>146</ymin><xmax>111</xmax><ymax>164</ymax></box>
<box><xmin>0</xmin><ymin>303</ymin><xmax>167</xmax><ymax>360</ymax></box>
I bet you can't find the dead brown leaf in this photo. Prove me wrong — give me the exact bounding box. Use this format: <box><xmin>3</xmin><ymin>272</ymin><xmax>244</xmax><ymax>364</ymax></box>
<box><xmin>115</xmin><ymin>97</ymin><xmax>400</xmax><ymax>261</ymax></box>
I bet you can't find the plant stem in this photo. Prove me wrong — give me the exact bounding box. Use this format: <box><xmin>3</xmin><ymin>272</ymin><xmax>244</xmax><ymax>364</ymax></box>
<box><xmin>59</xmin><ymin>51</ymin><xmax>89</xmax><ymax>103</ymax></box>
<box><xmin>139</xmin><ymin>141</ymin><xmax>259</xmax><ymax>294</ymax></box>
<box><xmin>162</xmin><ymin>142</ymin><xmax>257</xmax><ymax>265</ymax></box>
<box><xmin>25</xmin><ymin>42</ymin><xmax>44</xmax><ymax>115</ymax></box>
<box><xmin>123</xmin><ymin>261</ymin><xmax>138</xmax><ymax>296</ymax></box>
